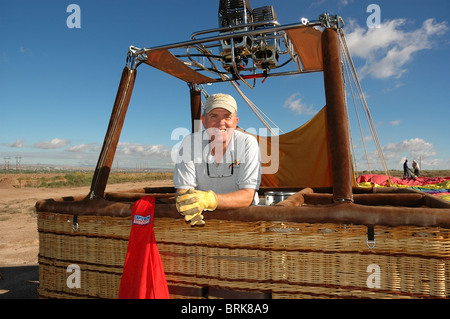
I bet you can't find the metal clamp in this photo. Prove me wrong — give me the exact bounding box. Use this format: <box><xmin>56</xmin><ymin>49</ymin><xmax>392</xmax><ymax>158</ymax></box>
<box><xmin>126</xmin><ymin>46</ymin><xmax>140</xmax><ymax>70</ymax></box>
<box><xmin>366</xmin><ymin>226</ymin><xmax>376</xmax><ymax>249</ymax></box>
<box><xmin>319</xmin><ymin>13</ymin><xmax>344</xmax><ymax>29</ymax></box>
<box><xmin>366</xmin><ymin>238</ymin><xmax>376</xmax><ymax>249</ymax></box>
<box><xmin>72</xmin><ymin>215</ymin><xmax>79</xmax><ymax>232</ymax></box>
<box><xmin>333</xmin><ymin>196</ymin><xmax>354</xmax><ymax>203</ymax></box>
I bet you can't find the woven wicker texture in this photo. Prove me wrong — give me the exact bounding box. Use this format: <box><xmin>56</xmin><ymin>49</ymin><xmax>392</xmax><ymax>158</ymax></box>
<box><xmin>37</xmin><ymin>212</ymin><xmax>450</xmax><ymax>299</ymax></box>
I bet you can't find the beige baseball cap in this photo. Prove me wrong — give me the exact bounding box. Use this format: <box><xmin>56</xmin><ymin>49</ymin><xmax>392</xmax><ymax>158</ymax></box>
<box><xmin>204</xmin><ymin>93</ymin><xmax>237</xmax><ymax>114</ymax></box>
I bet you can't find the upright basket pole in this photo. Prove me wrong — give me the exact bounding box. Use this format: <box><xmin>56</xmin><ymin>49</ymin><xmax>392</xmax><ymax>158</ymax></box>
<box><xmin>190</xmin><ymin>84</ymin><xmax>202</xmax><ymax>133</ymax></box>
<box><xmin>322</xmin><ymin>28</ymin><xmax>353</xmax><ymax>202</ymax></box>
<box><xmin>89</xmin><ymin>66</ymin><xmax>137</xmax><ymax>198</ymax></box>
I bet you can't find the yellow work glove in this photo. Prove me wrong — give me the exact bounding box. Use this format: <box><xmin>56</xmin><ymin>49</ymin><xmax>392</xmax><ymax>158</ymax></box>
<box><xmin>175</xmin><ymin>188</ymin><xmax>191</xmax><ymax>213</ymax></box>
<box><xmin>184</xmin><ymin>211</ymin><xmax>205</xmax><ymax>226</ymax></box>
<box><xmin>176</xmin><ymin>188</ymin><xmax>218</xmax><ymax>226</ymax></box>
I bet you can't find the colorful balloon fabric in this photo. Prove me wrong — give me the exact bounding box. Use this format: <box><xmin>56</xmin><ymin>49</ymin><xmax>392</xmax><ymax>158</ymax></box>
<box><xmin>357</xmin><ymin>174</ymin><xmax>450</xmax><ymax>201</ymax></box>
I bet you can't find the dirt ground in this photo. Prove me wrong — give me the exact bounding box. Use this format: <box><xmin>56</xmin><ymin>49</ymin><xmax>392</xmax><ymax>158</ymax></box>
<box><xmin>0</xmin><ymin>178</ymin><xmax>173</xmax><ymax>298</ymax></box>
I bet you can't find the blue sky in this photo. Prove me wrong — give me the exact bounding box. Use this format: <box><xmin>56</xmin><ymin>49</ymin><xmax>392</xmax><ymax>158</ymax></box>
<box><xmin>1</xmin><ymin>0</ymin><xmax>449</xmax><ymax>172</ymax></box>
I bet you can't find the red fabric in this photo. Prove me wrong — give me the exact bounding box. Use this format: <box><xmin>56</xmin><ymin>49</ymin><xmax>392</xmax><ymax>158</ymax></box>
<box><xmin>118</xmin><ymin>196</ymin><xmax>169</xmax><ymax>299</ymax></box>
<box><xmin>357</xmin><ymin>174</ymin><xmax>450</xmax><ymax>187</ymax></box>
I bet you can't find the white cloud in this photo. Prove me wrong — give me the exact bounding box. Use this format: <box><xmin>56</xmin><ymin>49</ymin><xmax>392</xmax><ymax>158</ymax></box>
<box><xmin>338</xmin><ymin>0</ymin><xmax>355</xmax><ymax>7</ymax></box>
<box><xmin>10</xmin><ymin>139</ymin><xmax>27</xmax><ymax>148</ymax></box>
<box><xmin>283</xmin><ymin>93</ymin><xmax>316</xmax><ymax>115</ymax></box>
<box><xmin>66</xmin><ymin>143</ymin><xmax>100</xmax><ymax>153</ymax></box>
<box><xmin>389</xmin><ymin>120</ymin><xmax>401</xmax><ymax>126</ymax></box>
<box><xmin>383</xmin><ymin>138</ymin><xmax>436</xmax><ymax>160</ymax></box>
<box><xmin>117</xmin><ymin>142</ymin><xmax>171</xmax><ymax>160</ymax></box>
<box><xmin>34</xmin><ymin>138</ymin><xmax>70</xmax><ymax>149</ymax></box>
<box><xmin>356</xmin><ymin>137</ymin><xmax>450</xmax><ymax>170</ymax></box>
<box><xmin>18</xmin><ymin>46</ymin><xmax>32</xmax><ymax>57</ymax></box>
<box><xmin>345</xmin><ymin>18</ymin><xmax>448</xmax><ymax>79</ymax></box>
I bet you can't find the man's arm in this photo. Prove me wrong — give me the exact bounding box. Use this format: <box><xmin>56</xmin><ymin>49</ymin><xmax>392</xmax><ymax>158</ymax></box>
<box><xmin>176</xmin><ymin>188</ymin><xmax>256</xmax><ymax>210</ymax></box>
<box><xmin>215</xmin><ymin>188</ymin><xmax>255</xmax><ymax>209</ymax></box>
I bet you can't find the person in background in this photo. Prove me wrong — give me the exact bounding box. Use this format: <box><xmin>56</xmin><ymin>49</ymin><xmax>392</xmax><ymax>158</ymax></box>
<box><xmin>403</xmin><ymin>159</ymin><xmax>411</xmax><ymax>179</ymax></box>
<box><xmin>412</xmin><ymin>160</ymin><xmax>420</xmax><ymax>177</ymax></box>
<box><xmin>173</xmin><ymin>93</ymin><xmax>262</xmax><ymax>226</ymax></box>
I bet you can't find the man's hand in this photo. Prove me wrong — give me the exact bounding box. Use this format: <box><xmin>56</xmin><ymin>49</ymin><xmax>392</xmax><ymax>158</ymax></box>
<box><xmin>184</xmin><ymin>211</ymin><xmax>205</xmax><ymax>226</ymax></box>
<box><xmin>176</xmin><ymin>188</ymin><xmax>218</xmax><ymax>226</ymax></box>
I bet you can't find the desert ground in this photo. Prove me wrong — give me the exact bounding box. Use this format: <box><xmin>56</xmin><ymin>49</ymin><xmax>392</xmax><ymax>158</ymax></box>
<box><xmin>0</xmin><ymin>175</ymin><xmax>173</xmax><ymax>298</ymax></box>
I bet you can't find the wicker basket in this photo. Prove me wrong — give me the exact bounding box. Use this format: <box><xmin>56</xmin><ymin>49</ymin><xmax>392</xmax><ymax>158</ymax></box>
<box><xmin>37</xmin><ymin>210</ymin><xmax>450</xmax><ymax>299</ymax></box>
<box><xmin>37</xmin><ymin>212</ymin><xmax>130</xmax><ymax>299</ymax></box>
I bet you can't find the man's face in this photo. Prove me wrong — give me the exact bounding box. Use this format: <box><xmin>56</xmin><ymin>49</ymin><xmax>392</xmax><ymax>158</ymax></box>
<box><xmin>202</xmin><ymin>108</ymin><xmax>239</xmax><ymax>145</ymax></box>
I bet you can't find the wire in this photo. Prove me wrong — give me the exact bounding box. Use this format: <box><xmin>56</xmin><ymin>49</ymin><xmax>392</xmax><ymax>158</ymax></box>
<box><xmin>338</xmin><ymin>29</ymin><xmax>392</xmax><ymax>184</ymax></box>
<box><xmin>190</xmin><ymin>44</ymin><xmax>284</xmax><ymax>135</ymax></box>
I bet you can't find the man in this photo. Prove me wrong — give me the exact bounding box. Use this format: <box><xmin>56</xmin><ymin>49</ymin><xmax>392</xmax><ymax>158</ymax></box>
<box><xmin>173</xmin><ymin>93</ymin><xmax>261</xmax><ymax>226</ymax></box>
<box><xmin>403</xmin><ymin>159</ymin><xmax>411</xmax><ymax>179</ymax></box>
<box><xmin>412</xmin><ymin>160</ymin><xmax>420</xmax><ymax>177</ymax></box>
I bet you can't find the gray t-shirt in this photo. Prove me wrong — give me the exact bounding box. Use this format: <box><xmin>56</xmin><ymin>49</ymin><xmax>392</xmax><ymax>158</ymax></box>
<box><xmin>173</xmin><ymin>130</ymin><xmax>261</xmax><ymax>204</ymax></box>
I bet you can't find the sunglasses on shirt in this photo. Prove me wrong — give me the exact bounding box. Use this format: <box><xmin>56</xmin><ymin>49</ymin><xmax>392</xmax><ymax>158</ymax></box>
<box><xmin>206</xmin><ymin>155</ymin><xmax>235</xmax><ymax>178</ymax></box>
